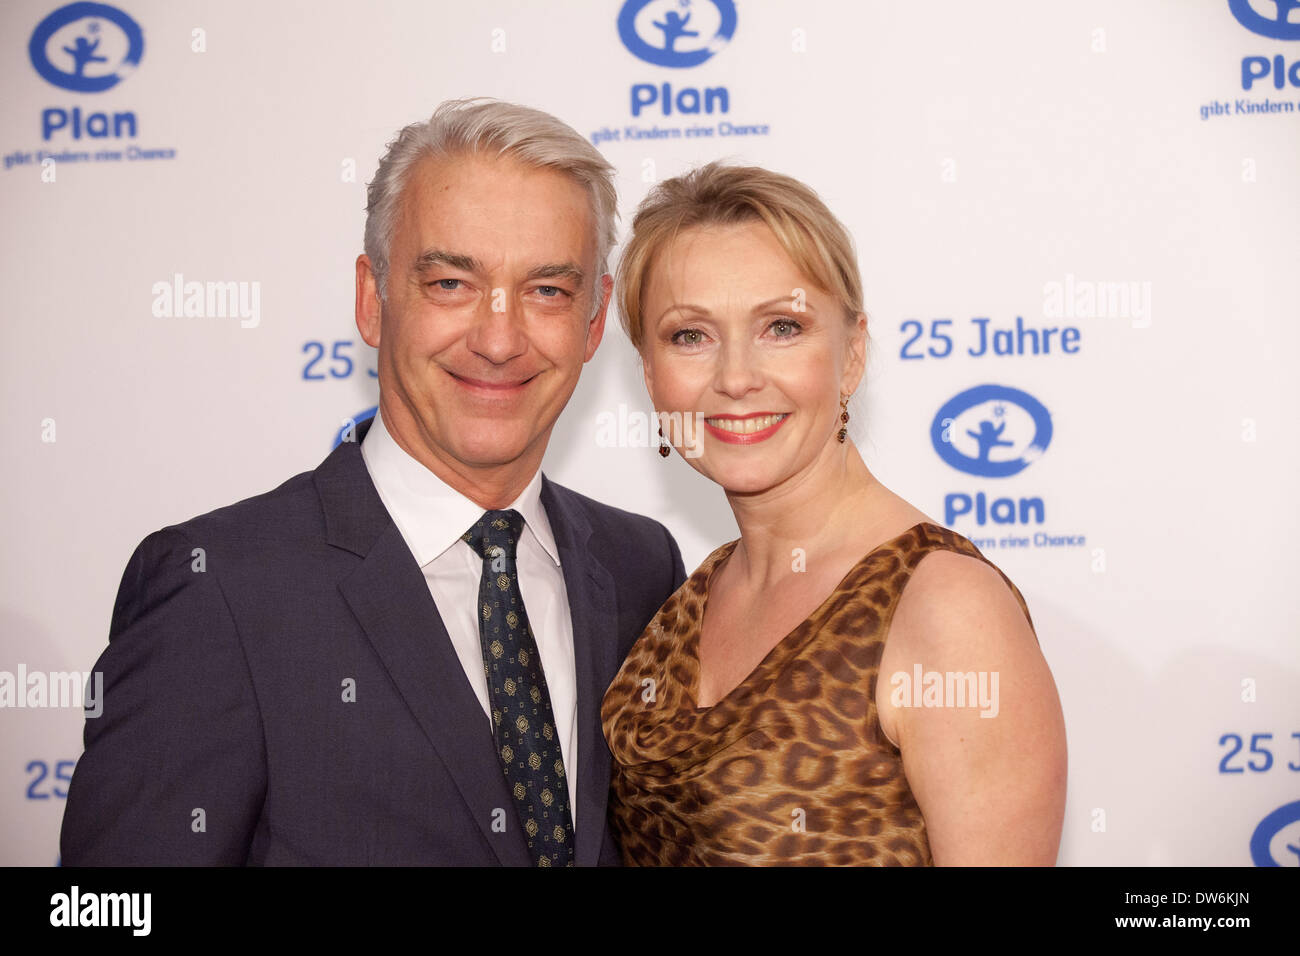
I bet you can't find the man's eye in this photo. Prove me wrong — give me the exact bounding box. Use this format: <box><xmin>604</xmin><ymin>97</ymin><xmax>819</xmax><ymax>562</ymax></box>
<box><xmin>432</xmin><ymin>279</ymin><xmax>461</xmax><ymax>291</ymax></box>
<box><xmin>671</xmin><ymin>328</ymin><xmax>706</xmax><ymax>346</ymax></box>
<box><xmin>535</xmin><ymin>285</ymin><xmax>569</xmax><ymax>298</ymax></box>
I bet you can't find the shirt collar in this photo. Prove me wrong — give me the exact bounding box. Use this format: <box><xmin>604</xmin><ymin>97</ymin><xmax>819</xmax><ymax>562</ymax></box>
<box><xmin>359</xmin><ymin>405</ymin><xmax>561</xmax><ymax>569</ymax></box>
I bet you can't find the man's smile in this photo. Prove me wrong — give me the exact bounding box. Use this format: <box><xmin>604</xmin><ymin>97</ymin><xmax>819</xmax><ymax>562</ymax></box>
<box><xmin>446</xmin><ymin>368</ymin><xmax>542</xmax><ymax>396</ymax></box>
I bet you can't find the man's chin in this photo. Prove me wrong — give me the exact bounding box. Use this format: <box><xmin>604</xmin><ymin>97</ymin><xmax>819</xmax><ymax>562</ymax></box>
<box><xmin>447</xmin><ymin>434</ymin><xmax>544</xmax><ymax>471</ymax></box>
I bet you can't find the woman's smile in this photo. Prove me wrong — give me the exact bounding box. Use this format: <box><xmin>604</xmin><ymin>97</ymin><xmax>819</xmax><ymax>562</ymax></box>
<box><xmin>703</xmin><ymin>411</ymin><xmax>791</xmax><ymax>443</ymax></box>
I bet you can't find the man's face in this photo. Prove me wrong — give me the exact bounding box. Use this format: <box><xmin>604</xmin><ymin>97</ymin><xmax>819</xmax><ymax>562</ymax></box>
<box><xmin>357</xmin><ymin>152</ymin><xmax>609</xmax><ymax>487</ymax></box>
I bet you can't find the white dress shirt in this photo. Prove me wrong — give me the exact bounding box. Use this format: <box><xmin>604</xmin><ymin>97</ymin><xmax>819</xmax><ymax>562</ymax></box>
<box><xmin>360</xmin><ymin>406</ymin><xmax>578</xmax><ymax>824</ymax></box>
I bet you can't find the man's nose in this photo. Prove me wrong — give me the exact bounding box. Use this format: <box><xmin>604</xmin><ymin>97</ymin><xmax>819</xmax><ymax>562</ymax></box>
<box><xmin>465</xmin><ymin>288</ymin><xmax>529</xmax><ymax>364</ymax></box>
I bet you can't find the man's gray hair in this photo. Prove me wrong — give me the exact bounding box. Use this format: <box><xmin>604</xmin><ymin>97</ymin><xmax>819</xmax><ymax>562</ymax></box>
<box><xmin>364</xmin><ymin>97</ymin><xmax>618</xmax><ymax>315</ymax></box>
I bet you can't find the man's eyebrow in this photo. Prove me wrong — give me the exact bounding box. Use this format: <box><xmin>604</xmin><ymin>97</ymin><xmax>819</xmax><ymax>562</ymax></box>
<box><xmin>414</xmin><ymin>249</ymin><xmax>481</xmax><ymax>274</ymax></box>
<box><xmin>413</xmin><ymin>251</ymin><xmax>585</xmax><ymax>286</ymax></box>
<box><xmin>525</xmin><ymin>262</ymin><xmax>585</xmax><ymax>284</ymax></box>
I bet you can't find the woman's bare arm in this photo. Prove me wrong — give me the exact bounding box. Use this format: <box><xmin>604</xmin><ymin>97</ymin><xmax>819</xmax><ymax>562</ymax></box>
<box><xmin>880</xmin><ymin>550</ymin><xmax>1068</xmax><ymax>865</ymax></box>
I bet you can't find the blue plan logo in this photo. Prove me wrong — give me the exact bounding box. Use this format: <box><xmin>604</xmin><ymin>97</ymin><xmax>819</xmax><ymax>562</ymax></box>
<box><xmin>930</xmin><ymin>385</ymin><xmax>1053</xmax><ymax>479</ymax></box>
<box><xmin>1250</xmin><ymin>800</ymin><xmax>1300</xmax><ymax>866</ymax></box>
<box><xmin>1228</xmin><ymin>0</ymin><xmax>1300</xmax><ymax>40</ymax></box>
<box><xmin>929</xmin><ymin>385</ymin><xmax>1075</xmax><ymax>536</ymax></box>
<box><xmin>1199</xmin><ymin>1</ymin><xmax>1300</xmax><ymax>117</ymax></box>
<box><xmin>1248</xmin><ymin>801</ymin><xmax>1300</xmax><ymax>868</ymax></box>
<box><xmin>28</xmin><ymin>2</ymin><xmax>144</xmax><ymax>93</ymax></box>
<box><xmin>617</xmin><ymin>0</ymin><xmax>737</xmax><ymax>68</ymax></box>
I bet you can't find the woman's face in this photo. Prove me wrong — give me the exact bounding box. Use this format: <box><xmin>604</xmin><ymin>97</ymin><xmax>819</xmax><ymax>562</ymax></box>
<box><xmin>639</xmin><ymin>220</ymin><xmax>866</xmax><ymax>495</ymax></box>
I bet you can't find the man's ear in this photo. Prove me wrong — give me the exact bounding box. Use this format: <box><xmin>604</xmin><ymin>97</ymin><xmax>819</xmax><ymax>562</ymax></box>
<box><xmin>583</xmin><ymin>273</ymin><xmax>613</xmax><ymax>363</ymax></box>
<box><xmin>356</xmin><ymin>254</ymin><xmax>382</xmax><ymax>348</ymax></box>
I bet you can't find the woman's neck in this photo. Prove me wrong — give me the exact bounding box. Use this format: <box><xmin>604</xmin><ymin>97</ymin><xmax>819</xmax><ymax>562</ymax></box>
<box><xmin>722</xmin><ymin>442</ymin><xmax>886</xmax><ymax>590</ymax></box>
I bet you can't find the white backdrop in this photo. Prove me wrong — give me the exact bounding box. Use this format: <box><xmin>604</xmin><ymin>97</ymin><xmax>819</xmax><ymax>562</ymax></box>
<box><xmin>2</xmin><ymin>0</ymin><xmax>1297</xmax><ymax>866</ymax></box>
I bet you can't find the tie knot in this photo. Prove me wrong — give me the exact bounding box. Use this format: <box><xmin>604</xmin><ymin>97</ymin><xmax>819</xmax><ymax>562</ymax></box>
<box><xmin>462</xmin><ymin>509</ymin><xmax>525</xmax><ymax>563</ymax></box>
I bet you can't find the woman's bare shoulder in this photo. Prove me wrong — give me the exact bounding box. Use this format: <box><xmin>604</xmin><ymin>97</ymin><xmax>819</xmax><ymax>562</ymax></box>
<box><xmin>883</xmin><ymin>535</ymin><xmax>1034</xmax><ymax>686</ymax></box>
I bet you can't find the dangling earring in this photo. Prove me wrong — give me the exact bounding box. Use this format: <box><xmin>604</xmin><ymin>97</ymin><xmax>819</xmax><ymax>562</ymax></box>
<box><xmin>837</xmin><ymin>394</ymin><xmax>850</xmax><ymax>443</ymax></box>
<box><xmin>658</xmin><ymin>424</ymin><xmax>671</xmax><ymax>457</ymax></box>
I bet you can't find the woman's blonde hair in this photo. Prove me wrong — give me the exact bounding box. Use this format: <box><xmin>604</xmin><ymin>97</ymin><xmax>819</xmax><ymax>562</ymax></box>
<box><xmin>616</xmin><ymin>160</ymin><xmax>864</xmax><ymax>350</ymax></box>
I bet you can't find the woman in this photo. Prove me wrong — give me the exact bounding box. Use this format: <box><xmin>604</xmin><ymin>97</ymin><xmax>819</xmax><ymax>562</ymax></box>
<box><xmin>600</xmin><ymin>161</ymin><xmax>1067</xmax><ymax>866</ymax></box>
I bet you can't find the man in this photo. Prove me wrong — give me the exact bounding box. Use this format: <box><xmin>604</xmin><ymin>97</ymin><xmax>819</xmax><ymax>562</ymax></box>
<box><xmin>60</xmin><ymin>98</ymin><xmax>685</xmax><ymax>866</ymax></box>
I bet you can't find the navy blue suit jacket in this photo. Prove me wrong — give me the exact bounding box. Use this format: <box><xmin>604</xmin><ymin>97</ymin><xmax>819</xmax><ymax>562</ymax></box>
<box><xmin>60</xmin><ymin>416</ymin><xmax>685</xmax><ymax>865</ymax></box>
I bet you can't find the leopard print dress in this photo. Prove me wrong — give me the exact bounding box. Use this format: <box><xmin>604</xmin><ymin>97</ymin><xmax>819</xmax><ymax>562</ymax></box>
<box><xmin>600</xmin><ymin>521</ymin><xmax>1037</xmax><ymax>866</ymax></box>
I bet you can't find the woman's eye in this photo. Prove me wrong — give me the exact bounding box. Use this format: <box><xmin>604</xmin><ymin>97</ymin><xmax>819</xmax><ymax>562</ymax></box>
<box><xmin>671</xmin><ymin>328</ymin><xmax>706</xmax><ymax>346</ymax></box>
<box><xmin>770</xmin><ymin>318</ymin><xmax>802</xmax><ymax>338</ymax></box>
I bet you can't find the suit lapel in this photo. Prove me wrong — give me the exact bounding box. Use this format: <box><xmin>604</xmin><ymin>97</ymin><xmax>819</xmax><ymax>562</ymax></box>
<box><xmin>314</xmin><ymin>420</ymin><xmax>530</xmax><ymax>866</ymax></box>
<box><xmin>541</xmin><ymin>476</ymin><xmax>620</xmax><ymax>868</ymax></box>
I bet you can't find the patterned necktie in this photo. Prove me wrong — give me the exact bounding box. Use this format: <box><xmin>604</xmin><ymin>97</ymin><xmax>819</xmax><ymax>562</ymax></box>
<box><xmin>462</xmin><ymin>509</ymin><xmax>575</xmax><ymax>867</ymax></box>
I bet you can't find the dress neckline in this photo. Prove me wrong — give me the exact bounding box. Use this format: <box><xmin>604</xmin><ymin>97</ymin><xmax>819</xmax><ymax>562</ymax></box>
<box><xmin>687</xmin><ymin>521</ymin><xmax>931</xmax><ymax>712</ymax></box>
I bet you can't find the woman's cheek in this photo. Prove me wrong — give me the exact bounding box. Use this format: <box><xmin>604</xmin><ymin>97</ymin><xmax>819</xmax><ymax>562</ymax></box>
<box><xmin>648</xmin><ymin>354</ymin><xmax>704</xmax><ymax>409</ymax></box>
